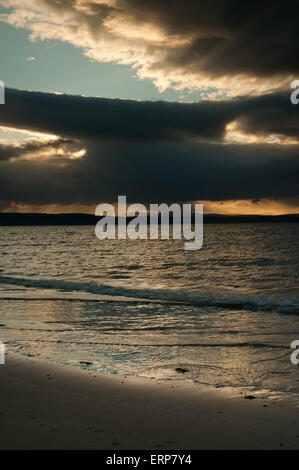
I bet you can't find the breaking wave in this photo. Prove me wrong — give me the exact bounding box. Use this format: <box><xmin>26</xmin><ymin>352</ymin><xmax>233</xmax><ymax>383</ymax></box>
<box><xmin>0</xmin><ymin>275</ymin><xmax>298</xmax><ymax>314</ymax></box>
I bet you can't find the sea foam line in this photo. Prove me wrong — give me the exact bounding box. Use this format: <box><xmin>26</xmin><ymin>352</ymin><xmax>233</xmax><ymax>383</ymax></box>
<box><xmin>0</xmin><ymin>275</ymin><xmax>298</xmax><ymax>314</ymax></box>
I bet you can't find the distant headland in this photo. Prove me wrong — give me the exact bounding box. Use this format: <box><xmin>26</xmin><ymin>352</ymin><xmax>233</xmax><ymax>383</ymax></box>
<box><xmin>0</xmin><ymin>213</ymin><xmax>298</xmax><ymax>226</ymax></box>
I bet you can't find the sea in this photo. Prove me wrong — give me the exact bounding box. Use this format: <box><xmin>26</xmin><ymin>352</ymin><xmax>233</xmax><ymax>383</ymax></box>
<box><xmin>0</xmin><ymin>223</ymin><xmax>298</xmax><ymax>398</ymax></box>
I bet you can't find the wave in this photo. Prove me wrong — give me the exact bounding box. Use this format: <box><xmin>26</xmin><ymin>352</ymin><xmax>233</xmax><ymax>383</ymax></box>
<box><xmin>7</xmin><ymin>338</ymin><xmax>286</xmax><ymax>349</ymax></box>
<box><xmin>0</xmin><ymin>275</ymin><xmax>298</xmax><ymax>314</ymax></box>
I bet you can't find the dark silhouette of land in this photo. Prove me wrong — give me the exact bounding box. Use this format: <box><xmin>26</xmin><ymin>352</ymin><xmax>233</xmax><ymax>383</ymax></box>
<box><xmin>0</xmin><ymin>212</ymin><xmax>298</xmax><ymax>226</ymax></box>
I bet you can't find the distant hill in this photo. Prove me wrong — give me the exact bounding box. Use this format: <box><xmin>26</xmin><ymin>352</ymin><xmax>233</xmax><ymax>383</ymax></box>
<box><xmin>0</xmin><ymin>212</ymin><xmax>298</xmax><ymax>226</ymax></box>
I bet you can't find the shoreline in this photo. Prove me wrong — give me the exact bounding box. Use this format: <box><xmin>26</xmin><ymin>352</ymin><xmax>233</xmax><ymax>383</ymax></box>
<box><xmin>0</xmin><ymin>352</ymin><xmax>298</xmax><ymax>450</ymax></box>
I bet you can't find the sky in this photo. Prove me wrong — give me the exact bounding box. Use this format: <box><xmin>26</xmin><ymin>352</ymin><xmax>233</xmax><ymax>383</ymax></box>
<box><xmin>0</xmin><ymin>0</ymin><xmax>298</xmax><ymax>215</ymax></box>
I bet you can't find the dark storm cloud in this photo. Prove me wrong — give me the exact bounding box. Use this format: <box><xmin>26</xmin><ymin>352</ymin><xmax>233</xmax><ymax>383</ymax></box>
<box><xmin>3</xmin><ymin>1</ymin><xmax>298</xmax><ymax>94</ymax></box>
<box><xmin>118</xmin><ymin>0</ymin><xmax>299</xmax><ymax>78</ymax></box>
<box><xmin>23</xmin><ymin>0</ymin><xmax>299</xmax><ymax>79</ymax></box>
<box><xmin>235</xmin><ymin>93</ymin><xmax>299</xmax><ymax>139</ymax></box>
<box><xmin>0</xmin><ymin>88</ymin><xmax>298</xmax><ymax>207</ymax></box>
<box><xmin>1</xmin><ymin>2</ymin><xmax>298</xmax><ymax>209</ymax></box>
<box><xmin>0</xmin><ymin>88</ymin><xmax>233</xmax><ymax>142</ymax></box>
<box><xmin>0</xmin><ymin>88</ymin><xmax>298</xmax><ymax>143</ymax></box>
<box><xmin>0</xmin><ymin>139</ymin><xmax>298</xmax><ymax>206</ymax></box>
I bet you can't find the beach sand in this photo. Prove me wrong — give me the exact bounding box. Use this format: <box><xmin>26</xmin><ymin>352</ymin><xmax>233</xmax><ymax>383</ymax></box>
<box><xmin>0</xmin><ymin>352</ymin><xmax>298</xmax><ymax>450</ymax></box>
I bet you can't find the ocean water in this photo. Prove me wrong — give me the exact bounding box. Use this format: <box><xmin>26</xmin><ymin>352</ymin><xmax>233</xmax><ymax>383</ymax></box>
<box><xmin>0</xmin><ymin>223</ymin><xmax>299</xmax><ymax>397</ymax></box>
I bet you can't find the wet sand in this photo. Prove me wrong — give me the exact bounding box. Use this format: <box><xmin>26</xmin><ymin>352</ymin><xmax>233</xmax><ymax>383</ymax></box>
<box><xmin>0</xmin><ymin>353</ymin><xmax>298</xmax><ymax>450</ymax></box>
